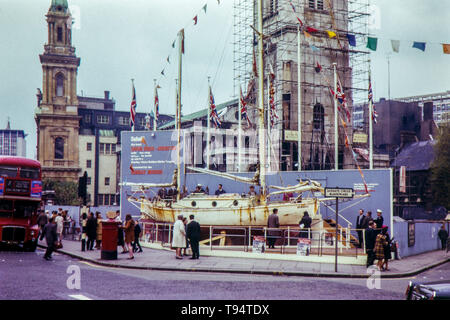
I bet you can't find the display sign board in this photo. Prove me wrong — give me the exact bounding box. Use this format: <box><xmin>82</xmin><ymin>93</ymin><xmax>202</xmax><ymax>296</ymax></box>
<box><xmin>297</xmin><ymin>238</ymin><xmax>311</xmax><ymax>256</ymax></box>
<box><xmin>252</xmin><ymin>236</ymin><xmax>265</xmax><ymax>254</ymax></box>
<box><xmin>353</xmin><ymin>132</ymin><xmax>368</xmax><ymax>144</ymax></box>
<box><xmin>324</xmin><ymin>187</ymin><xmax>354</xmax><ymax>198</ymax></box>
<box><xmin>408</xmin><ymin>222</ymin><xmax>415</xmax><ymax>247</ymax></box>
<box><xmin>284</xmin><ymin>130</ymin><xmax>298</xmax><ymax>141</ymax></box>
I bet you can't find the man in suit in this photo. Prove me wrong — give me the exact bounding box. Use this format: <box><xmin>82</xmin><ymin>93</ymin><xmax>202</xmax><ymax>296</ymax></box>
<box><xmin>186</xmin><ymin>215</ymin><xmax>201</xmax><ymax>259</ymax></box>
<box><xmin>364</xmin><ymin>220</ymin><xmax>377</xmax><ymax>267</ymax></box>
<box><xmin>215</xmin><ymin>184</ymin><xmax>226</xmax><ymax>196</ymax></box>
<box><xmin>356</xmin><ymin>209</ymin><xmax>366</xmax><ymax>248</ymax></box>
<box><xmin>267</xmin><ymin>208</ymin><xmax>280</xmax><ymax>249</ymax></box>
<box><xmin>40</xmin><ymin>217</ymin><xmax>58</xmax><ymax>261</ymax></box>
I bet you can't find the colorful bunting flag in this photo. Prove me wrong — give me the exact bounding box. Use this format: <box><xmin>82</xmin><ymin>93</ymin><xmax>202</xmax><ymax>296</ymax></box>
<box><xmin>193</xmin><ymin>15</ymin><xmax>198</xmax><ymax>25</ymax></box>
<box><xmin>154</xmin><ymin>85</ymin><xmax>160</xmax><ymax>122</ymax></box>
<box><xmin>306</xmin><ymin>26</ymin><xmax>319</xmax><ymax>33</ymax></box>
<box><xmin>326</xmin><ymin>30</ymin><xmax>336</xmax><ymax>38</ymax></box>
<box><xmin>180</xmin><ymin>29</ymin><xmax>185</xmax><ymax>54</ymax></box>
<box><xmin>310</xmin><ymin>44</ymin><xmax>320</xmax><ymax>52</ymax></box>
<box><xmin>303</xmin><ymin>31</ymin><xmax>312</xmax><ymax>39</ymax></box>
<box><xmin>412</xmin><ymin>41</ymin><xmax>426</xmax><ymax>51</ymax></box>
<box><xmin>391</xmin><ymin>39</ymin><xmax>400</xmax><ymax>53</ymax></box>
<box><xmin>202</xmin><ymin>4</ymin><xmax>207</xmax><ymax>13</ymax></box>
<box><xmin>443</xmin><ymin>43</ymin><xmax>450</xmax><ymax>54</ymax></box>
<box><xmin>367</xmin><ymin>37</ymin><xmax>378</xmax><ymax>51</ymax></box>
<box><xmin>346</xmin><ymin>33</ymin><xmax>356</xmax><ymax>47</ymax></box>
<box><xmin>252</xmin><ymin>48</ymin><xmax>258</xmax><ymax>78</ymax></box>
<box><xmin>268</xmin><ymin>63</ymin><xmax>278</xmax><ymax>128</ymax></box>
<box><xmin>368</xmin><ymin>78</ymin><xmax>378</xmax><ymax>124</ymax></box>
<box><xmin>315</xmin><ymin>61</ymin><xmax>322</xmax><ymax>73</ymax></box>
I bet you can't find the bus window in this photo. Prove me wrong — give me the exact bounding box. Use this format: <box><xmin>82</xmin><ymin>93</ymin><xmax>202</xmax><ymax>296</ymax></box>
<box><xmin>14</xmin><ymin>201</ymin><xmax>36</xmax><ymax>218</ymax></box>
<box><xmin>0</xmin><ymin>167</ymin><xmax>18</xmax><ymax>178</ymax></box>
<box><xmin>0</xmin><ymin>200</ymin><xmax>13</xmax><ymax>217</ymax></box>
<box><xmin>19</xmin><ymin>168</ymin><xmax>40</xmax><ymax>180</ymax></box>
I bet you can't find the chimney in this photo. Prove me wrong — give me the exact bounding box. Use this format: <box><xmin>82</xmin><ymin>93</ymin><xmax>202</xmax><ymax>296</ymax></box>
<box><xmin>423</xmin><ymin>101</ymin><xmax>433</xmax><ymax>121</ymax></box>
<box><xmin>400</xmin><ymin>130</ymin><xmax>417</xmax><ymax>147</ymax></box>
<box><xmin>104</xmin><ymin>90</ymin><xmax>110</xmax><ymax>100</ymax></box>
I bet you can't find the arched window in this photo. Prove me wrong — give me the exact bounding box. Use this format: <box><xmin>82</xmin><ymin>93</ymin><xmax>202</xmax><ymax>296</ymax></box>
<box><xmin>54</xmin><ymin>137</ymin><xmax>64</xmax><ymax>159</ymax></box>
<box><xmin>313</xmin><ymin>103</ymin><xmax>324</xmax><ymax>131</ymax></box>
<box><xmin>56</xmin><ymin>73</ymin><xmax>64</xmax><ymax>97</ymax></box>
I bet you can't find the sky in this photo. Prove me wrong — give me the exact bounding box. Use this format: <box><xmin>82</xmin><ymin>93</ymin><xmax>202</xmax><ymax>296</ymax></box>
<box><xmin>0</xmin><ymin>0</ymin><xmax>449</xmax><ymax>159</ymax></box>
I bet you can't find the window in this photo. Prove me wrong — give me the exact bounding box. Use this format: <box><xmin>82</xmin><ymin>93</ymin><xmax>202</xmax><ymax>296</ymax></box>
<box><xmin>105</xmin><ymin>144</ymin><xmax>111</xmax><ymax>154</ymax></box>
<box><xmin>105</xmin><ymin>177</ymin><xmax>110</xmax><ymax>186</ymax></box>
<box><xmin>309</xmin><ymin>0</ymin><xmax>324</xmax><ymax>10</ymax></box>
<box><xmin>55</xmin><ymin>73</ymin><xmax>64</xmax><ymax>97</ymax></box>
<box><xmin>57</xmin><ymin>26</ymin><xmax>63</xmax><ymax>42</ymax></box>
<box><xmin>118</xmin><ymin>116</ymin><xmax>129</xmax><ymax>126</ymax></box>
<box><xmin>99</xmin><ymin>143</ymin><xmax>105</xmax><ymax>154</ymax></box>
<box><xmin>87</xmin><ymin>142</ymin><xmax>92</xmax><ymax>151</ymax></box>
<box><xmin>87</xmin><ymin>177</ymin><xmax>91</xmax><ymax>185</ymax></box>
<box><xmin>313</xmin><ymin>103</ymin><xmax>325</xmax><ymax>131</ymax></box>
<box><xmin>104</xmin><ymin>194</ymin><xmax>110</xmax><ymax>206</ymax></box>
<box><xmin>97</xmin><ymin>115</ymin><xmax>110</xmax><ymax>124</ymax></box>
<box><xmin>54</xmin><ymin>137</ymin><xmax>64</xmax><ymax>159</ymax></box>
<box><xmin>111</xmin><ymin>144</ymin><xmax>116</xmax><ymax>153</ymax></box>
<box><xmin>86</xmin><ymin>160</ymin><xmax>92</xmax><ymax>168</ymax></box>
<box><xmin>84</xmin><ymin>114</ymin><xmax>91</xmax><ymax>124</ymax></box>
<box><xmin>97</xmin><ymin>194</ymin><xmax>103</xmax><ymax>206</ymax></box>
<box><xmin>138</xmin><ymin>117</ymin><xmax>146</xmax><ymax>127</ymax></box>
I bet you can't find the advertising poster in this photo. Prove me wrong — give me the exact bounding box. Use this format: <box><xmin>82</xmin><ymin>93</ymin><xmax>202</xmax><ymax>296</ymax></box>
<box><xmin>297</xmin><ymin>238</ymin><xmax>311</xmax><ymax>256</ymax></box>
<box><xmin>252</xmin><ymin>236</ymin><xmax>265</xmax><ymax>254</ymax></box>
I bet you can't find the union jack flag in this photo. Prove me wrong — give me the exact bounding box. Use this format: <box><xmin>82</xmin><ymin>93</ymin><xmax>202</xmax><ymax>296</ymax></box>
<box><xmin>209</xmin><ymin>86</ymin><xmax>221</xmax><ymax>128</ymax></box>
<box><xmin>330</xmin><ymin>77</ymin><xmax>351</xmax><ymax>123</ymax></box>
<box><xmin>268</xmin><ymin>63</ymin><xmax>278</xmax><ymax>127</ymax></box>
<box><xmin>154</xmin><ymin>85</ymin><xmax>160</xmax><ymax>122</ymax></box>
<box><xmin>129</xmin><ymin>81</ymin><xmax>136</xmax><ymax>128</ymax></box>
<box><xmin>240</xmin><ymin>86</ymin><xmax>251</xmax><ymax>127</ymax></box>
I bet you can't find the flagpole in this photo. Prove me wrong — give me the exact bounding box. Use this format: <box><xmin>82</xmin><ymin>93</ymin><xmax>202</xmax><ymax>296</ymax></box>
<box><xmin>153</xmin><ymin>79</ymin><xmax>157</xmax><ymax>131</ymax></box>
<box><xmin>267</xmin><ymin>71</ymin><xmax>271</xmax><ymax>171</ymax></box>
<box><xmin>368</xmin><ymin>65</ymin><xmax>374</xmax><ymax>170</ymax></box>
<box><xmin>297</xmin><ymin>24</ymin><xmax>302</xmax><ymax>172</ymax></box>
<box><xmin>207</xmin><ymin>77</ymin><xmax>211</xmax><ymax>170</ymax></box>
<box><xmin>176</xmin><ymin>29</ymin><xmax>183</xmax><ymax>201</ymax></box>
<box><xmin>333</xmin><ymin>63</ymin><xmax>338</xmax><ymax>170</ymax></box>
<box><xmin>257</xmin><ymin>0</ymin><xmax>266</xmax><ymax>201</ymax></box>
<box><xmin>238</xmin><ymin>85</ymin><xmax>242</xmax><ymax>173</ymax></box>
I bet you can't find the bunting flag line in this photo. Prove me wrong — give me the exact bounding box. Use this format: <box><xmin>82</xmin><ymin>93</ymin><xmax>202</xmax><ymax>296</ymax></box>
<box><xmin>443</xmin><ymin>43</ymin><xmax>450</xmax><ymax>54</ymax></box>
<box><xmin>288</xmin><ymin>1</ymin><xmax>303</xmax><ymax>26</ymax></box>
<box><xmin>391</xmin><ymin>39</ymin><xmax>400</xmax><ymax>53</ymax></box>
<box><xmin>412</xmin><ymin>41</ymin><xmax>426</xmax><ymax>51</ymax></box>
<box><xmin>209</xmin><ymin>86</ymin><xmax>221</xmax><ymax>128</ymax></box>
<box><xmin>367</xmin><ymin>37</ymin><xmax>378</xmax><ymax>51</ymax></box>
<box><xmin>129</xmin><ymin>81</ymin><xmax>137</xmax><ymax>128</ymax></box>
<box><xmin>240</xmin><ymin>86</ymin><xmax>251</xmax><ymax>127</ymax></box>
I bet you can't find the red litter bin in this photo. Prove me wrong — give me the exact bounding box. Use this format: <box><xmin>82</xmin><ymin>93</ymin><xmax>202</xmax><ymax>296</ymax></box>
<box><xmin>101</xmin><ymin>220</ymin><xmax>119</xmax><ymax>260</ymax></box>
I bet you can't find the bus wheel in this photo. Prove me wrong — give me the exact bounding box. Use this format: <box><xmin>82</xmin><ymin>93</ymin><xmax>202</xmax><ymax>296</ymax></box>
<box><xmin>24</xmin><ymin>241</ymin><xmax>37</xmax><ymax>252</ymax></box>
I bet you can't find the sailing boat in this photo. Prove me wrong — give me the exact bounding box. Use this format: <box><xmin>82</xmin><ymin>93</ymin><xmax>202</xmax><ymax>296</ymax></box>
<box><xmin>126</xmin><ymin>0</ymin><xmax>365</xmax><ymax>227</ymax></box>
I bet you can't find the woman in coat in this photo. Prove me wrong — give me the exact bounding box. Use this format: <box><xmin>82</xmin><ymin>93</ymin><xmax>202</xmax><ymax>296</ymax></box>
<box><xmin>382</xmin><ymin>226</ymin><xmax>392</xmax><ymax>271</ymax></box>
<box><xmin>172</xmin><ymin>215</ymin><xmax>186</xmax><ymax>259</ymax></box>
<box><xmin>123</xmin><ymin>214</ymin><xmax>135</xmax><ymax>260</ymax></box>
<box><xmin>374</xmin><ymin>225</ymin><xmax>389</xmax><ymax>271</ymax></box>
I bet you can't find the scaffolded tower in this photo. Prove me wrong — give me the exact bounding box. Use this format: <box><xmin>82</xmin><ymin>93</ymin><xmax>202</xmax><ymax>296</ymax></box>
<box><xmin>233</xmin><ymin>0</ymin><xmax>371</xmax><ymax>171</ymax></box>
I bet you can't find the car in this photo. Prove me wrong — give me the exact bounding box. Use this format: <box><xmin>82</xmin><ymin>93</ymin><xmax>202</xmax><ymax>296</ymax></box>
<box><xmin>405</xmin><ymin>280</ymin><xmax>450</xmax><ymax>300</ymax></box>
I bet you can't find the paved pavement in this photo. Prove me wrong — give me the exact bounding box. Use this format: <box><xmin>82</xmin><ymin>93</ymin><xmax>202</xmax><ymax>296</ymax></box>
<box><xmin>38</xmin><ymin>239</ymin><xmax>449</xmax><ymax>278</ymax></box>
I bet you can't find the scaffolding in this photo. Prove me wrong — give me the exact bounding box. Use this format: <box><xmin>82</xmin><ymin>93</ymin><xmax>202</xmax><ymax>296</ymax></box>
<box><xmin>233</xmin><ymin>0</ymin><xmax>371</xmax><ymax>171</ymax></box>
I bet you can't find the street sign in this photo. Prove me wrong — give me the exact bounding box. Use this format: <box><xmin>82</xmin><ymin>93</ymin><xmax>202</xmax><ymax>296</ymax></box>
<box><xmin>325</xmin><ymin>187</ymin><xmax>354</xmax><ymax>198</ymax></box>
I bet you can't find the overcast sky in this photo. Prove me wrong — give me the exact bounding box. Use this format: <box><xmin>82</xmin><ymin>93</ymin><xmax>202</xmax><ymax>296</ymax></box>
<box><xmin>0</xmin><ymin>0</ymin><xmax>449</xmax><ymax>159</ymax></box>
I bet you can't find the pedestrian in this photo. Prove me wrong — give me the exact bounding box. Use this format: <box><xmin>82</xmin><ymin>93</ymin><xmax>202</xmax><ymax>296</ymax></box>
<box><xmin>115</xmin><ymin>211</ymin><xmax>128</xmax><ymax>254</ymax></box>
<box><xmin>267</xmin><ymin>208</ymin><xmax>280</xmax><ymax>249</ymax></box>
<box><xmin>123</xmin><ymin>214</ymin><xmax>135</xmax><ymax>260</ymax></box>
<box><xmin>80</xmin><ymin>213</ymin><xmax>88</xmax><ymax>251</ymax></box>
<box><xmin>95</xmin><ymin>212</ymin><xmax>102</xmax><ymax>249</ymax></box>
<box><xmin>55</xmin><ymin>212</ymin><xmax>64</xmax><ymax>242</ymax></box>
<box><xmin>382</xmin><ymin>226</ymin><xmax>392</xmax><ymax>271</ymax></box>
<box><xmin>133</xmin><ymin>220</ymin><xmax>143</xmax><ymax>253</ymax></box>
<box><xmin>364</xmin><ymin>220</ymin><xmax>377</xmax><ymax>267</ymax></box>
<box><xmin>182</xmin><ymin>217</ymin><xmax>189</xmax><ymax>256</ymax></box>
<box><xmin>86</xmin><ymin>212</ymin><xmax>97</xmax><ymax>251</ymax></box>
<box><xmin>282</xmin><ymin>191</ymin><xmax>294</xmax><ymax>201</ymax></box>
<box><xmin>172</xmin><ymin>215</ymin><xmax>186</xmax><ymax>259</ymax></box>
<box><xmin>248</xmin><ymin>185</ymin><xmax>257</xmax><ymax>196</ymax></box>
<box><xmin>215</xmin><ymin>184</ymin><xmax>226</xmax><ymax>196</ymax></box>
<box><xmin>39</xmin><ymin>217</ymin><xmax>57</xmax><ymax>261</ymax></box>
<box><xmin>374</xmin><ymin>209</ymin><xmax>384</xmax><ymax>234</ymax></box>
<box><xmin>299</xmin><ymin>211</ymin><xmax>312</xmax><ymax>239</ymax></box>
<box><xmin>374</xmin><ymin>225</ymin><xmax>389</xmax><ymax>271</ymax></box>
<box><xmin>438</xmin><ymin>225</ymin><xmax>449</xmax><ymax>250</ymax></box>
<box><xmin>36</xmin><ymin>209</ymin><xmax>48</xmax><ymax>237</ymax></box>
<box><xmin>356</xmin><ymin>209</ymin><xmax>366</xmax><ymax>248</ymax></box>
<box><xmin>186</xmin><ymin>215</ymin><xmax>201</xmax><ymax>259</ymax></box>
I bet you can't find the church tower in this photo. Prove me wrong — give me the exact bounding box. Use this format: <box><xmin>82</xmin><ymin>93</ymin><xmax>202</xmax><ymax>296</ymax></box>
<box><xmin>35</xmin><ymin>0</ymin><xmax>81</xmax><ymax>181</ymax></box>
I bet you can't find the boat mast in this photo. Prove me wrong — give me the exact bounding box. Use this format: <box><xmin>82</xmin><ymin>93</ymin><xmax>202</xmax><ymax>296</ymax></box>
<box><xmin>333</xmin><ymin>62</ymin><xmax>338</xmax><ymax>170</ymax></box>
<box><xmin>256</xmin><ymin>0</ymin><xmax>266</xmax><ymax>201</ymax></box>
<box><xmin>176</xmin><ymin>29</ymin><xmax>183</xmax><ymax>200</ymax></box>
<box><xmin>207</xmin><ymin>77</ymin><xmax>211</xmax><ymax>170</ymax></box>
<box><xmin>297</xmin><ymin>25</ymin><xmax>302</xmax><ymax>171</ymax></box>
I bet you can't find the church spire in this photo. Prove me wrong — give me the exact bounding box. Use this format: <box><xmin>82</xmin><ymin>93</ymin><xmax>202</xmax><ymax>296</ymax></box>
<box><xmin>50</xmin><ymin>0</ymin><xmax>69</xmax><ymax>13</ymax></box>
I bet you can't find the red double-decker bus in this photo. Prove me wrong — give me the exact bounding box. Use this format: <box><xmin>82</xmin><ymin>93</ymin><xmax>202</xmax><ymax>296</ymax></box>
<box><xmin>0</xmin><ymin>156</ymin><xmax>42</xmax><ymax>251</ymax></box>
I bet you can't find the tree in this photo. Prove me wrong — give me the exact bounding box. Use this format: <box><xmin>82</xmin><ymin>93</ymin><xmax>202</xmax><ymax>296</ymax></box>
<box><xmin>430</xmin><ymin>125</ymin><xmax>450</xmax><ymax>210</ymax></box>
<box><xmin>42</xmin><ymin>179</ymin><xmax>81</xmax><ymax>206</ymax></box>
